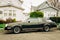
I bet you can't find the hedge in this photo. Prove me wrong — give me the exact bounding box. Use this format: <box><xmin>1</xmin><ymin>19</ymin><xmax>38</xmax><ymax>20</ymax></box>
<box><xmin>30</xmin><ymin>11</ymin><xmax>44</xmax><ymax>18</ymax></box>
<box><xmin>0</xmin><ymin>18</ymin><xmax>16</xmax><ymax>24</ymax></box>
<box><xmin>50</xmin><ymin>17</ymin><xmax>60</xmax><ymax>23</ymax></box>
<box><xmin>0</xmin><ymin>24</ymin><xmax>5</xmax><ymax>28</ymax></box>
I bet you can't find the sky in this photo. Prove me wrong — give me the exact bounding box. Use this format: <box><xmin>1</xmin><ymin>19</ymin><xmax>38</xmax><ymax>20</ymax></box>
<box><xmin>22</xmin><ymin>0</ymin><xmax>47</xmax><ymax>13</ymax></box>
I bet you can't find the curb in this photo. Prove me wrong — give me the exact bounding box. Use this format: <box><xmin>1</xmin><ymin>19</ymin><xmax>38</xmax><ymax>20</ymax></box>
<box><xmin>0</xmin><ymin>28</ymin><xmax>4</xmax><ymax>30</ymax></box>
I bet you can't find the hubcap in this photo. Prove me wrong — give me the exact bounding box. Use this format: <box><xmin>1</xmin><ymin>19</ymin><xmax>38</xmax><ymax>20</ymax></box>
<box><xmin>14</xmin><ymin>27</ymin><xmax>20</xmax><ymax>33</ymax></box>
<box><xmin>45</xmin><ymin>26</ymin><xmax>49</xmax><ymax>32</ymax></box>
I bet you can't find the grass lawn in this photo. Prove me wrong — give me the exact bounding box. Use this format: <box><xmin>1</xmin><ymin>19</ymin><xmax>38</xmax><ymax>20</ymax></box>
<box><xmin>0</xmin><ymin>24</ymin><xmax>5</xmax><ymax>28</ymax></box>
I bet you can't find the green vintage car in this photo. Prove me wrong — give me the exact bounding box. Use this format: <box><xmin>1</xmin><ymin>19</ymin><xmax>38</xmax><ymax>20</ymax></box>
<box><xmin>5</xmin><ymin>18</ymin><xmax>57</xmax><ymax>34</ymax></box>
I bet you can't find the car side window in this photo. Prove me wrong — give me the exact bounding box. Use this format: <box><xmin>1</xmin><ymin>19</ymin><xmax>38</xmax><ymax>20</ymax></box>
<box><xmin>27</xmin><ymin>18</ymin><xmax>39</xmax><ymax>24</ymax></box>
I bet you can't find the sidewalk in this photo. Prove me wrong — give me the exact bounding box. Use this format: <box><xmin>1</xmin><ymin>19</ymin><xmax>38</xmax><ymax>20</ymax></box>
<box><xmin>0</xmin><ymin>28</ymin><xmax>4</xmax><ymax>30</ymax></box>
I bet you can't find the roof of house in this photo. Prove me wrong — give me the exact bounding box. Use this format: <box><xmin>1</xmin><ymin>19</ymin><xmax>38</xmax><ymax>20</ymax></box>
<box><xmin>0</xmin><ymin>0</ymin><xmax>24</xmax><ymax>10</ymax></box>
<box><xmin>0</xmin><ymin>5</ymin><xmax>24</xmax><ymax>10</ymax></box>
<box><xmin>37</xmin><ymin>1</ymin><xmax>59</xmax><ymax>11</ymax></box>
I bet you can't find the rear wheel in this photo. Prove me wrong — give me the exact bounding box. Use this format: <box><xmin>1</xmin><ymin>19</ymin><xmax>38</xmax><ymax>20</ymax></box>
<box><xmin>12</xmin><ymin>27</ymin><xmax>21</xmax><ymax>34</ymax></box>
<box><xmin>43</xmin><ymin>26</ymin><xmax>50</xmax><ymax>32</ymax></box>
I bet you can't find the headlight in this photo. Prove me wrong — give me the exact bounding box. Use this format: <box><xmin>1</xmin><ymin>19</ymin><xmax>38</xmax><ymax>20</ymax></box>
<box><xmin>5</xmin><ymin>24</ymin><xmax>8</xmax><ymax>27</ymax></box>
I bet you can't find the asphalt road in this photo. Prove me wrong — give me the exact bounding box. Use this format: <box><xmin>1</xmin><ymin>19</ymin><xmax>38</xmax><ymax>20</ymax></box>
<box><xmin>0</xmin><ymin>28</ymin><xmax>60</xmax><ymax>40</ymax></box>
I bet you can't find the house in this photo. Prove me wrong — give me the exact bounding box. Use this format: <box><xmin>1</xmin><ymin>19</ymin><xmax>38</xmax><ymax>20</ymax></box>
<box><xmin>0</xmin><ymin>0</ymin><xmax>26</xmax><ymax>21</ymax></box>
<box><xmin>31</xmin><ymin>1</ymin><xmax>58</xmax><ymax>18</ymax></box>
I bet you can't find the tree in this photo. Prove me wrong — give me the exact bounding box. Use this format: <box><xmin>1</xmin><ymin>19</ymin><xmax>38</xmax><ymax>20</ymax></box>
<box><xmin>48</xmin><ymin>0</ymin><xmax>60</xmax><ymax>16</ymax></box>
<box><xmin>48</xmin><ymin>0</ymin><xmax>60</xmax><ymax>9</ymax></box>
<box><xmin>30</xmin><ymin>11</ymin><xmax>44</xmax><ymax>18</ymax></box>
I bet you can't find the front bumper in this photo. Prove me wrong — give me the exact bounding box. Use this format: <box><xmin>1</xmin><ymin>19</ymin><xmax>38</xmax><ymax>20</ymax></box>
<box><xmin>4</xmin><ymin>26</ymin><xmax>12</xmax><ymax>30</ymax></box>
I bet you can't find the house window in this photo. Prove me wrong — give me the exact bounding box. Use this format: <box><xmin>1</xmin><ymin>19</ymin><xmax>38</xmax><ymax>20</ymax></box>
<box><xmin>0</xmin><ymin>11</ymin><xmax>3</xmax><ymax>18</ymax></box>
<box><xmin>13</xmin><ymin>10</ymin><xmax>16</xmax><ymax>17</ymax></box>
<box><xmin>9</xmin><ymin>10</ymin><xmax>12</xmax><ymax>12</ymax></box>
<box><xmin>9</xmin><ymin>13</ymin><xmax>12</xmax><ymax>16</ymax></box>
<box><xmin>13</xmin><ymin>13</ymin><xmax>16</xmax><ymax>17</ymax></box>
<box><xmin>13</xmin><ymin>10</ymin><xmax>15</xmax><ymax>12</ymax></box>
<box><xmin>0</xmin><ymin>11</ymin><xmax>2</xmax><ymax>14</ymax></box>
<box><xmin>9</xmin><ymin>10</ymin><xmax>13</xmax><ymax>16</ymax></box>
<box><xmin>4</xmin><ymin>13</ymin><xmax>7</xmax><ymax>16</ymax></box>
<box><xmin>8</xmin><ymin>10</ymin><xmax>16</xmax><ymax>17</ymax></box>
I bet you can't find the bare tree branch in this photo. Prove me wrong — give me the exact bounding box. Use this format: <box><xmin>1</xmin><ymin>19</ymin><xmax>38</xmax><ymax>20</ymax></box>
<box><xmin>48</xmin><ymin>0</ymin><xmax>60</xmax><ymax>9</ymax></box>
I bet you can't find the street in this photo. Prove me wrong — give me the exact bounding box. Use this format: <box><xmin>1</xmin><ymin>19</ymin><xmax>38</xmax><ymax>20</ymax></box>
<box><xmin>0</xmin><ymin>28</ymin><xmax>60</xmax><ymax>40</ymax></box>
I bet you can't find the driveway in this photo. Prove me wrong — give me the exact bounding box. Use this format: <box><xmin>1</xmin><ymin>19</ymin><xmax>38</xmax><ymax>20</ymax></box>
<box><xmin>0</xmin><ymin>28</ymin><xmax>60</xmax><ymax>40</ymax></box>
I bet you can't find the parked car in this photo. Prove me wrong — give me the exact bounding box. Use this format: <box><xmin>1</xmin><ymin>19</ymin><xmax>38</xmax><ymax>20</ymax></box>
<box><xmin>57</xmin><ymin>23</ymin><xmax>60</xmax><ymax>29</ymax></box>
<box><xmin>5</xmin><ymin>18</ymin><xmax>57</xmax><ymax>34</ymax></box>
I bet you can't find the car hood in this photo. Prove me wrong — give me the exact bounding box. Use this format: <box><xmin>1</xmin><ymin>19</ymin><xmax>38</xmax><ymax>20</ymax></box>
<box><xmin>46</xmin><ymin>20</ymin><xmax>53</xmax><ymax>22</ymax></box>
<box><xmin>6</xmin><ymin>22</ymin><xmax>22</xmax><ymax>26</ymax></box>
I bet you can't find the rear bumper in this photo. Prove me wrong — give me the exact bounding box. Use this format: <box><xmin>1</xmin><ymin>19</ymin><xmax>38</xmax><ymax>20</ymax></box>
<box><xmin>50</xmin><ymin>25</ymin><xmax>57</xmax><ymax>28</ymax></box>
<box><xmin>49</xmin><ymin>22</ymin><xmax>57</xmax><ymax>28</ymax></box>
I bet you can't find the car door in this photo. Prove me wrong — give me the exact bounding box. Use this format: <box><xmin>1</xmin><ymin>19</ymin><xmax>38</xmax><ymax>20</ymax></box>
<box><xmin>22</xmin><ymin>18</ymin><xmax>40</xmax><ymax>28</ymax></box>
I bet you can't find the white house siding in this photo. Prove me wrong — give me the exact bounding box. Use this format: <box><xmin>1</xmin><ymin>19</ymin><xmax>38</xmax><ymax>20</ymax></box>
<box><xmin>40</xmin><ymin>8</ymin><xmax>57</xmax><ymax>17</ymax></box>
<box><xmin>0</xmin><ymin>7</ymin><xmax>25</xmax><ymax>21</ymax></box>
<box><xmin>36</xmin><ymin>1</ymin><xmax>58</xmax><ymax>18</ymax></box>
<box><xmin>0</xmin><ymin>0</ymin><xmax>22</xmax><ymax>6</ymax></box>
<box><xmin>38</xmin><ymin>2</ymin><xmax>49</xmax><ymax>10</ymax></box>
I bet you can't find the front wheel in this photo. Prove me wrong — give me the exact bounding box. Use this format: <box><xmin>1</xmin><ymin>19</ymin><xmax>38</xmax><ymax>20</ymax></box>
<box><xmin>43</xmin><ymin>26</ymin><xmax>50</xmax><ymax>32</ymax></box>
<box><xmin>12</xmin><ymin>27</ymin><xmax>21</xmax><ymax>34</ymax></box>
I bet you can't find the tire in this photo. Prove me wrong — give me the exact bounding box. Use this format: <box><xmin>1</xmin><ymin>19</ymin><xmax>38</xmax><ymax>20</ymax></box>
<box><xmin>43</xmin><ymin>26</ymin><xmax>50</xmax><ymax>32</ymax></box>
<box><xmin>12</xmin><ymin>27</ymin><xmax>21</xmax><ymax>34</ymax></box>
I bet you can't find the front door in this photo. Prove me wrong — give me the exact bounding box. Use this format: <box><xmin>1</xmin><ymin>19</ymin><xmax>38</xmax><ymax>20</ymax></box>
<box><xmin>22</xmin><ymin>18</ymin><xmax>40</xmax><ymax>28</ymax></box>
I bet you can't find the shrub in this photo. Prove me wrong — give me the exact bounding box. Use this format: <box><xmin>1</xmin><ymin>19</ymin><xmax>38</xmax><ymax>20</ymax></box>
<box><xmin>56</xmin><ymin>23</ymin><xmax>60</xmax><ymax>30</ymax></box>
<box><xmin>6</xmin><ymin>18</ymin><xmax>13</xmax><ymax>23</ymax></box>
<box><xmin>50</xmin><ymin>17</ymin><xmax>60</xmax><ymax>23</ymax></box>
<box><xmin>0</xmin><ymin>24</ymin><xmax>5</xmax><ymax>28</ymax></box>
<box><xmin>0</xmin><ymin>20</ymin><xmax>5</xmax><ymax>24</ymax></box>
<box><xmin>0</xmin><ymin>18</ymin><xmax>16</xmax><ymax>24</ymax></box>
<box><xmin>6</xmin><ymin>18</ymin><xmax>16</xmax><ymax>23</ymax></box>
<box><xmin>12</xmin><ymin>18</ymin><xmax>16</xmax><ymax>22</ymax></box>
<box><xmin>30</xmin><ymin>11</ymin><xmax>44</xmax><ymax>18</ymax></box>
